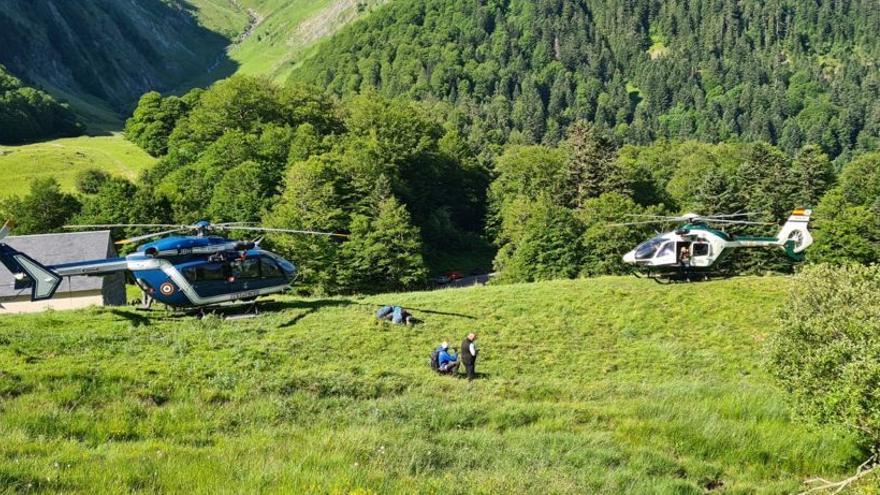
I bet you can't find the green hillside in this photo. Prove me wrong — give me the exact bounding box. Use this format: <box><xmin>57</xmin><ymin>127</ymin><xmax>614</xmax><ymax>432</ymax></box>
<box><xmin>0</xmin><ymin>276</ymin><xmax>861</xmax><ymax>493</ymax></box>
<box><xmin>0</xmin><ymin>65</ymin><xmax>82</xmax><ymax>144</ymax></box>
<box><xmin>294</xmin><ymin>0</ymin><xmax>880</xmax><ymax>159</ymax></box>
<box><xmin>0</xmin><ymin>0</ymin><xmax>390</xmax><ymax>132</ymax></box>
<box><xmin>0</xmin><ymin>135</ymin><xmax>156</xmax><ymax>198</ymax></box>
<box><xmin>0</xmin><ymin>0</ymin><xmax>234</xmax><ymax>130</ymax></box>
<box><xmin>188</xmin><ymin>0</ymin><xmax>391</xmax><ymax>84</ymax></box>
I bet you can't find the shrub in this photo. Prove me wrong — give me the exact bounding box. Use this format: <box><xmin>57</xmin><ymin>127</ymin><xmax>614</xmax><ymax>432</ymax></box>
<box><xmin>769</xmin><ymin>263</ymin><xmax>880</xmax><ymax>447</ymax></box>
<box><xmin>75</xmin><ymin>168</ymin><xmax>110</xmax><ymax>194</ymax></box>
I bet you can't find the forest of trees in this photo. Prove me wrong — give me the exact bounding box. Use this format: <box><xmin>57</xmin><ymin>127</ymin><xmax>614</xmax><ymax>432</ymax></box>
<box><xmin>4</xmin><ymin>0</ymin><xmax>880</xmax><ymax>293</ymax></box>
<box><xmin>293</xmin><ymin>0</ymin><xmax>880</xmax><ymax>163</ymax></box>
<box><xmin>3</xmin><ymin>74</ymin><xmax>877</xmax><ymax>293</ymax></box>
<box><xmin>3</xmin><ymin>76</ymin><xmax>488</xmax><ymax>294</ymax></box>
<box><xmin>0</xmin><ymin>65</ymin><xmax>82</xmax><ymax>144</ymax></box>
<box><xmin>0</xmin><ymin>71</ymin><xmax>880</xmax><ymax>293</ymax></box>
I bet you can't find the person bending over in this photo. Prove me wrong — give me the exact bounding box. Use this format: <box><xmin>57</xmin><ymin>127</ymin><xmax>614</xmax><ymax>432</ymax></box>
<box><xmin>437</xmin><ymin>342</ymin><xmax>459</xmax><ymax>374</ymax></box>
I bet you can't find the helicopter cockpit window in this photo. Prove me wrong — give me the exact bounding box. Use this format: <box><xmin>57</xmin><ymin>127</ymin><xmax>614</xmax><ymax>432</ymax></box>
<box><xmin>634</xmin><ymin>237</ymin><xmax>665</xmax><ymax>260</ymax></box>
<box><xmin>656</xmin><ymin>242</ymin><xmax>675</xmax><ymax>258</ymax></box>
<box><xmin>183</xmin><ymin>263</ymin><xmax>226</xmax><ymax>282</ymax></box>
<box><xmin>231</xmin><ymin>258</ymin><xmax>261</xmax><ymax>279</ymax></box>
<box><xmin>261</xmin><ymin>258</ymin><xmax>283</xmax><ymax>278</ymax></box>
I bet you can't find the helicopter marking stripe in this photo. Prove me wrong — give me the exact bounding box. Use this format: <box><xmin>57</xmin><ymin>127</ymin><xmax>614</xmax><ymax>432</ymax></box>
<box><xmin>51</xmin><ymin>259</ymin><xmax>130</xmax><ymax>277</ymax></box>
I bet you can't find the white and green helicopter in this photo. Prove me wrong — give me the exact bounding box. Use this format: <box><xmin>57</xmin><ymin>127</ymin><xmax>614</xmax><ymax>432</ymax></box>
<box><xmin>616</xmin><ymin>208</ymin><xmax>813</xmax><ymax>281</ymax></box>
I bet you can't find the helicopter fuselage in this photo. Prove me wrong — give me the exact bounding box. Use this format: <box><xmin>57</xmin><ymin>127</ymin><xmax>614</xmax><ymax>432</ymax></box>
<box><xmin>7</xmin><ymin>235</ymin><xmax>298</xmax><ymax>308</ymax></box>
<box><xmin>623</xmin><ymin>224</ymin><xmax>741</xmax><ymax>271</ymax></box>
<box><xmin>622</xmin><ymin>210</ymin><xmax>812</xmax><ymax>275</ymax></box>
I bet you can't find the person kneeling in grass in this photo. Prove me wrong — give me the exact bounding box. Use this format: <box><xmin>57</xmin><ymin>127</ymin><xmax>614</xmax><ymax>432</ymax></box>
<box><xmin>438</xmin><ymin>342</ymin><xmax>459</xmax><ymax>374</ymax></box>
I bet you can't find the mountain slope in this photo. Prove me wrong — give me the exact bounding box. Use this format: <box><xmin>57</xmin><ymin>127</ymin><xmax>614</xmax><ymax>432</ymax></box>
<box><xmin>0</xmin><ymin>65</ymin><xmax>82</xmax><ymax>144</ymax></box>
<box><xmin>0</xmin><ymin>276</ymin><xmax>860</xmax><ymax>492</ymax></box>
<box><xmin>0</xmin><ymin>0</ymin><xmax>235</xmax><ymax>129</ymax></box>
<box><xmin>0</xmin><ymin>0</ymin><xmax>390</xmax><ymax>131</ymax></box>
<box><xmin>293</xmin><ymin>0</ymin><xmax>880</xmax><ymax>159</ymax></box>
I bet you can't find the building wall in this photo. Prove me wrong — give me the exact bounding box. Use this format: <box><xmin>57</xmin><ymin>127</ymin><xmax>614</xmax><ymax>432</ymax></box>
<box><xmin>0</xmin><ymin>291</ymin><xmax>104</xmax><ymax>314</ymax></box>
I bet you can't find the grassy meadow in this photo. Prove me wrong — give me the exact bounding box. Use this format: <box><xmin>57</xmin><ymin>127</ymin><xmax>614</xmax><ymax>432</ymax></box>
<box><xmin>183</xmin><ymin>0</ymin><xmax>390</xmax><ymax>84</ymax></box>
<box><xmin>0</xmin><ymin>135</ymin><xmax>155</xmax><ymax>198</ymax></box>
<box><xmin>0</xmin><ymin>276</ymin><xmax>863</xmax><ymax>493</ymax></box>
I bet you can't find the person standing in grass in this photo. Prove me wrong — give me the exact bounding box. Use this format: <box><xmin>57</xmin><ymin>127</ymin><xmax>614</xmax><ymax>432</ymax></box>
<box><xmin>460</xmin><ymin>333</ymin><xmax>478</xmax><ymax>380</ymax></box>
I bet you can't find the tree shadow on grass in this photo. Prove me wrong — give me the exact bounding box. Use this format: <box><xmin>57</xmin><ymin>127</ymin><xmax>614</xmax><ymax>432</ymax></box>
<box><xmin>378</xmin><ymin>305</ymin><xmax>477</xmax><ymax>320</ymax></box>
<box><xmin>107</xmin><ymin>309</ymin><xmax>152</xmax><ymax>327</ymax></box>
<box><xmin>273</xmin><ymin>299</ymin><xmax>478</xmax><ymax>327</ymax></box>
<box><xmin>268</xmin><ymin>299</ymin><xmax>356</xmax><ymax>328</ymax></box>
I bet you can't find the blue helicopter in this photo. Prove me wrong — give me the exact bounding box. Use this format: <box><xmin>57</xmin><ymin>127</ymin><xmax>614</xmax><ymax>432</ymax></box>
<box><xmin>0</xmin><ymin>220</ymin><xmax>344</xmax><ymax>310</ymax></box>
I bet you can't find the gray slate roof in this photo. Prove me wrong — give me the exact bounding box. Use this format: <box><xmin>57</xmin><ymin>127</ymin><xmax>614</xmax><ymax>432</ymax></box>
<box><xmin>0</xmin><ymin>231</ymin><xmax>116</xmax><ymax>299</ymax></box>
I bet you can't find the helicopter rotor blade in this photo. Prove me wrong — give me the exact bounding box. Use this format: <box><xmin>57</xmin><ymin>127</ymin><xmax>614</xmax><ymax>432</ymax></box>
<box><xmin>214</xmin><ymin>222</ymin><xmax>259</xmax><ymax>227</ymax></box>
<box><xmin>700</xmin><ymin>212</ymin><xmax>763</xmax><ymax>219</ymax></box>
<box><xmin>623</xmin><ymin>214</ymin><xmax>680</xmax><ymax>219</ymax></box>
<box><xmin>609</xmin><ymin>219</ymin><xmax>681</xmax><ymax>227</ymax></box>
<box><xmin>64</xmin><ymin>223</ymin><xmax>186</xmax><ymax>230</ymax></box>
<box><xmin>115</xmin><ymin>228</ymin><xmax>189</xmax><ymax>245</ymax></box>
<box><xmin>705</xmin><ymin>219</ymin><xmax>775</xmax><ymax>226</ymax></box>
<box><xmin>221</xmin><ymin>226</ymin><xmax>349</xmax><ymax>237</ymax></box>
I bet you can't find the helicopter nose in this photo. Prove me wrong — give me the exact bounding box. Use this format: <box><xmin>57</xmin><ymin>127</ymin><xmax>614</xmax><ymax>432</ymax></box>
<box><xmin>622</xmin><ymin>250</ymin><xmax>636</xmax><ymax>264</ymax></box>
<box><xmin>278</xmin><ymin>259</ymin><xmax>297</xmax><ymax>278</ymax></box>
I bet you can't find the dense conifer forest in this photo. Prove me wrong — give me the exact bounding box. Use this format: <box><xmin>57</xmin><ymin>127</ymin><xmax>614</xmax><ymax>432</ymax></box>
<box><xmin>294</xmin><ymin>0</ymin><xmax>880</xmax><ymax>161</ymax></box>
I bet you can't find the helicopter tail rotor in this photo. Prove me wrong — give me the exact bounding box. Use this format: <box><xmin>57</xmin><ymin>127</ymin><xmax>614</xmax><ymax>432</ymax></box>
<box><xmin>777</xmin><ymin>208</ymin><xmax>813</xmax><ymax>256</ymax></box>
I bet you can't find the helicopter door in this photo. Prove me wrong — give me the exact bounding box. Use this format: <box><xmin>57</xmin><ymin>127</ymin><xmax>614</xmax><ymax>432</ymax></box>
<box><xmin>227</xmin><ymin>256</ymin><xmax>287</xmax><ymax>296</ymax></box>
<box><xmin>676</xmin><ymin>242</ymin><xmax>693</xmax><ymax>266</ymax></box>
<box><xmin>690</xmin><ymin>242</ymin><xmax>712</xmax><ymax>267</ymax></box>
<box><xmin>183</xmin><ymin>262</ymin><xmax>229</xmax><ymax>298</ymax></box>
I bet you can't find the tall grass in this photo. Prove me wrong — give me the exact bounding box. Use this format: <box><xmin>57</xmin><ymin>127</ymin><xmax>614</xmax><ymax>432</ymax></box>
<box><xmin>0</xmin><ymin>276</ymin><xmax>860</xmax><ymax>493</ymax></box>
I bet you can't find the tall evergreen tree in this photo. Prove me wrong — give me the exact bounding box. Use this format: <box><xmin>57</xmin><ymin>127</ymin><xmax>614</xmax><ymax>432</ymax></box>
<box><xmin>791</xmin><ymin>144</ymin><xmax>835</xmax><ymax>207</ymax></box>
<box><xmin>562</xmin><ymin>121</ymin><xmax>625</xmax><ymax>207</ymax></box>
<box><xmin>339</xmin><ymin>196</ymin><xmax>428</xmax><ymax>293</ymax></box>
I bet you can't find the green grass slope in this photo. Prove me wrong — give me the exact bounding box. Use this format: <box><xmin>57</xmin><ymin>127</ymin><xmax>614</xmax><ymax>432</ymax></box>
<box><xmin>0</xmin><ymin>135</ymin><xmax>156</xmax><ymax>198</ymax></box>
<box><xmin>0</xmin><ymin>276</ymin><xmax>860</xmax><ymax>493</ymax></box>
<box><xmin>184</xmin><ymin>0</ymin><xmax>390</xmax><ymax>85</ymax></box>
<box><xmin>232</xmin><ymin>0</ymin><xmax>390</xmax><ymax>82</ymax></box>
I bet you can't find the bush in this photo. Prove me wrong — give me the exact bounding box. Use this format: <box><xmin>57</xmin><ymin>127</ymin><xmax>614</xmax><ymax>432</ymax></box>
<box><xmin>0</xmin><ymin>178</ymin><xmax>81</xmax><ymax>234</ymax></box>
<box><xmin>769</xmin><ymin>263</ymin><xmax>880</xmax><ymax>447</ymax></box>
<box><xmin>75</xmin><ymin>168</ymin><xmax>110</xmax><ymax>194</ymax></box>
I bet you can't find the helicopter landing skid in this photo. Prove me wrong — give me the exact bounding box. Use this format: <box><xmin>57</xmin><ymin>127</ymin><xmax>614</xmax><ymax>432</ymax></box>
<box><xmin>635</xmin><ymin>267</ymin><xmax>721</xmax><ymax>284</ymax></box>
<box><xmin>191</xmin><ymin>299</ymin><xmax>269</xmax><ymax>320</ymax></box>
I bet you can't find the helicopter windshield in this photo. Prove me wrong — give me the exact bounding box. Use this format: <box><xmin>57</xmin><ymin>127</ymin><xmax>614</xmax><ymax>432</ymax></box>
<box><xmin>634</xmin><ymin>237</ymin><xmax>666</xmax><ymax>260</ymax></box>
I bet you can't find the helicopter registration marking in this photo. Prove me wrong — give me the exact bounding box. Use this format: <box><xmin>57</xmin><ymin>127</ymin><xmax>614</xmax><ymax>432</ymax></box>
<box><xmin>234</xmin><ymin>290</ymin><xmax>260</xmax><ymax>300</ymax></box>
